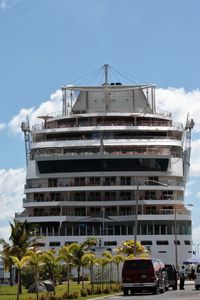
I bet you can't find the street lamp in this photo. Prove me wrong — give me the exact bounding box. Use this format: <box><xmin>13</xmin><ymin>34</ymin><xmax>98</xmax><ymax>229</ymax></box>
<box><xmin>133</xmin><ymin>180</ymin><xmax>168</xmax><ymax>256</ymax></box>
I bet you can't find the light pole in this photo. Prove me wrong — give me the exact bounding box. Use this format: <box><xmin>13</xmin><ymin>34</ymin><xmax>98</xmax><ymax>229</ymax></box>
<box><xmin>133</xmin><ymin>180</ymin><xmax>168</xmax><ymax>256</ymax></box>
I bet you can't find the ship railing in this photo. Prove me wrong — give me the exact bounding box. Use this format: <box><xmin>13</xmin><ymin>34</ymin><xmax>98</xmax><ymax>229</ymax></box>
<box><xmin>32</xmin><ymin>135</ymin><xmax>182</xmax><ymax>143</ymax></box>
<box><xmin>18</xmin><ymin>209</ymin><xmax>191</xmax><ymax>218</ymax></box>
<box><xmin>24</xmin><ymin>178</ymin><xmax>184</xmax><ymax>190</ymax></box>
<box><xmin>31</xmin><ymin>119</ymin><xmax>183</xmax><ymax>131</ymax></box>
<box><xmin>33</xmin><ymin>150</ymin><xmax>181</xmax><ymax>158</ymax></box>
<box><xmin>23</xmin><ymin>195</ymin><xmax>183</xmax><ymax>203</ymax></box>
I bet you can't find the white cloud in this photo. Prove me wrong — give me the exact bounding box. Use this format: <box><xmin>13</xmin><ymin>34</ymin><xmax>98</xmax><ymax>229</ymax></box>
<box><xmin>190</xmin><ymin>139</ymin><xmax>200</xmax><ymax>177</ymax></box>
<box><xmin>6</xmin><ymin>89</ymin><xmax>64</xmax><ymax>136</ymax></box>
<box><xmin>0</xmin><ymin>225</ymin><xmax>11</xmax><ymax>242</ymax></box>
<box><xmin>156</xmin><ymin>88</ymin><xmax>199</xmax><ymax>131</ymax></box>
<box><xmin>0</xmin><ymin>168</ymin><xmax>25</xmax><ymax>221</ymax></box>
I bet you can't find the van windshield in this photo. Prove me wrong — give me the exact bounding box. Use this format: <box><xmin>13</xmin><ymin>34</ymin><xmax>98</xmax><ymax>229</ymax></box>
<box><xmin>124</xmin><ymin>260</ymin><xmax>152</xmax><ymax>270</ymax></box>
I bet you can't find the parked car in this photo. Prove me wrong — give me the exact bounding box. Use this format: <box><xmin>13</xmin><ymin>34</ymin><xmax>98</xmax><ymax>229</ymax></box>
<box><xmin>165</xmin><ymin>264</ymin><xmax>177</xmax><ymax>290</ymax></box>
<box><xmin>122</xmin><ymin>258</ymin><xmax>165</xmax><ymax>295</ymax></box>
<box><xmin>195</xmin><ymin>263</ymin><xmax>200</xmax><ymax>290</ymax></box>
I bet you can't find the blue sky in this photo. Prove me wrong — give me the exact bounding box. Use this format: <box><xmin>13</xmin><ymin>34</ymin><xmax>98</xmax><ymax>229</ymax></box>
<box><xmin>1</xmin><ymin>0</ymin><xmax>200</xmax><ymax>251</ymax></box>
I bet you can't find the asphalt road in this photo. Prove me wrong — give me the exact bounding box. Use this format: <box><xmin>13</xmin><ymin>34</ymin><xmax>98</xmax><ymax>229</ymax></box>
<box><xmin>106</xmin><ymin>281</ymin><xmax>200</xmax><ymax>300</ymax></box>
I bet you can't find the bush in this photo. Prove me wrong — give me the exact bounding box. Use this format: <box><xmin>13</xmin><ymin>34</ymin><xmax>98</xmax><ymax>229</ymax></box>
<box><xmin>86</xmin><ymin>288</ymin><xmax>93</xmax><ymax>295</ymax></box>
<box><xmin>103</xmin><ymin>287</ymin><xmax>110</xmax><ymax>294</ymax></box>
<box><xmin>80</xmin><ymin>288</ymin><xmax>88</xmax><ymax>297</ymax></box>
<box><xmin>94</xmin><ymin>287</ymin><xmax>102</xmax><ymax>294</ymax></box>
<box><xmin>61</xmin><ymin>290</ymin><xmax>79</xmax><ymax>299</ymax></box>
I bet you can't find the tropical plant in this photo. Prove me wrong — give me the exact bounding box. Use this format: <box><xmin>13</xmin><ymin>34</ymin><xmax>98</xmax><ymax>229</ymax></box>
<box><xmin>0</xmin><ymin>239</ymin><xmax>14</xmax><ymax>286</ymax></box>
<box><xmin>71</xmin><ymin>238</ymin><xmax>97</xmax><ymax>285</ymax></box>
<box><xmin>95</xmin><ymin>257</ymin><xmax>109</xmax><ymax>290</ymax></box>
<box><xmin>102</xmin><ymin>251</ymin><xmax>113</xmax><ymax>287</ymax></box>
<box><xmin>81</xmin><ymin>252</ymin><xmax>96</xmax><ymax>292</ymax></box>
<box><xmin>58</xmin><ymin>243</ymin><xmax>77</xmax><ymax>293</ymax></box>
<box><xmin>0</xmin><ymin>220</ymin><xmax>39</xmax><ymax>294</ymax></box>
<box><xmin>117</xmin><ymin>240</ymin><xmax>149</xmax><ymax>256</ymax></box>
<box><xmin>40</xmin><ymin>249</ymin><xmax>60</xmax><ymax>286</ymax></box>
<box><xmin>112</xmin><ymin>254</ymin><xmax>124</xmax><ymax>285</ymax></box>
<box><xmin>10</xmin><ymin>255</ymin><xmax>31</xmax><ymax>300</ymax></box>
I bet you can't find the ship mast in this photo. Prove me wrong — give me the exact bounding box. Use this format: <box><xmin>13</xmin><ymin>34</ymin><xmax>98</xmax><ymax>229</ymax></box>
<box><xmin>103</xmin><ymin>64</ymin><xmax>111</xmax><ymax>112</ymax></box>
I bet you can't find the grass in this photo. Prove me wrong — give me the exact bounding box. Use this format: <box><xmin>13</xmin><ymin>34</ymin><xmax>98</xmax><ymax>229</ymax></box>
<box><xmin>0</xmin><ymin>282</ymin><xmax>121</xmax><ymax>300</ymax></box>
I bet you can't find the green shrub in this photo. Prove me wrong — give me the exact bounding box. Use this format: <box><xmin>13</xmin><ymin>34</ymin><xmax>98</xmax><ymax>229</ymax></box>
<box><xmin>86</xmin><ymin>288</ymin><xmax>92</xmax><ymax>295</ymax></box>
<box><xmin>94</xmin><ymin>287</ymin><xmax>102</xmax><ymax>294</ymax></box>
<box><xmin>103</xmin><ymin>287</ymin><xmax>110</xmax><ymax>294</ymax></box>
<box><xmin>80</xmin><ymin>288</ymin><xmax>88</xmax><ymax>297</ymax></box>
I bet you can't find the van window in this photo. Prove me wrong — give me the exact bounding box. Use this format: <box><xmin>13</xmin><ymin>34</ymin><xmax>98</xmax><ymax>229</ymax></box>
<box><xmin>124</xmin><ymin>260</ymin><xmax>152</xmax><ymax>270</ymax></box>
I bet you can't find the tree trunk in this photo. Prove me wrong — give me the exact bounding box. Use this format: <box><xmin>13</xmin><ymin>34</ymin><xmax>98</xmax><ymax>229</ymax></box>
<box><xmin>82</xmin><ymin>266</ymin><xmax>85</xmax><ymax>289</ymax></box>
<box><xmin>77</xmin><ymin>265</ymin><xmax>81</xmax><ymax>284</ymax></box>
<box><xmin>16</xmin><ymin>269</ymin><xmax>21</xmax><ymax>300</ymax></box>
<box><xmin>67</xmin><ymin>263</ymin><xmax>70</xmax><ymax>293</ymax></box>
<box><xmin>9</xmin><ymin>266</ymin><xmax>14</xmax><ymax>286</ymax></box>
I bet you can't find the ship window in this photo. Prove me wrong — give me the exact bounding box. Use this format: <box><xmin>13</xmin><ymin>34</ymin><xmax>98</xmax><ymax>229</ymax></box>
<box><xmin>36</xmin><ymin>242</ymin><xmax>45</xmax><ymax>247</ymax></box>
<box><xmin>65</xmin><ymin>241</ymin><xmax>78</xmax><ymax>245</ymax></box>
<box><xmin>174</xmin><ymin>240</ymin><xmax>181</xmax><ymax>245</ymax></box>
<box><xmin>148</xmin><ymin>177</ymin><xmax>159</xmax><ymax>185</ymax></box>
<box><xmin>88</xmin><ymin>177</ymin><xmax>100</xmax><ymax>185</ymax></box>
<box><xmin>156</xmin><ymin>240</ymin><xmax>169</xmax><ymax>245</ymax></box>
<box><xmin>49</xmin><ymin>242</ymin><xmax>61</xmax><ymax>247</ymax></box>
<box><xmin>184</xmin><ymin>240</ymin><xmax>191</xmax><ymax>245</ymax></box>
<box><xmin>48</xmin><ymin>178</ymin><xmax>57</xmax><ymax>187</ymax></box>
<box><xmin>104</xmin><ymin>241</ymin><xmax>117</xmax><ymax>246</ymax></box>
<box><xmin>37</xmin><ymin>158</ymin><xmax>169</xmax><ymax>173</ymax></box>
<box><xmin>141</xmin><ymin>240</ymin><xmax>152</xmax><ymax>245</ymax></box>
<box><xmin>50</xmin><ymin>193</ymin><xmax>60</xmax><ymax>201</ymax></box>
<box><xmin>158</xmin><ymin>251</ymin><xmax>167</xmax><ymax>253</ymax></box>
<box><xmin>141</xmin><ymin>225</ymin><xmax>147</xmax><ymax>235</ymax></box>
<box><xmin>121</xmin><ymin>177</ymin><xmax>131</xmax><ymax>185</ymax></box>
<box><xmin>34</xmin><ymin>193</ymin><xmax>44</xmax><ymax>201</ymax></box>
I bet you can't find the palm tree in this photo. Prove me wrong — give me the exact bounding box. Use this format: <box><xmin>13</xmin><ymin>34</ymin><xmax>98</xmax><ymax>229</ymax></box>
<box><xmin>81</xmin><ymin>252</ymin><xmax>96</xmax><ymax>292</ymax></box>
<box><xmin>10</xmin><ymin>255</ymin><xmax>31</xmax><ymax>300</ymax></box>
<box><xmin>112</xmin><ymin>254</ymin><xmax>124</xmax><ymax>286</ymax></box>
<box><xmin>0</xmin><ymin>239</ymin><xmax>14</xmax><ymax>286</ymax></box>
<box><xmin>2</xmin><ymin>220</ymin><xmax>39</xmax><ymax>294</ymax></box>
<box><xmin>71</xmin><ymin>239</ymin><xmax>97</xmax><ymax>285</ymax></box>
<box><xmin>41</xmin><ymin>249</ymin><xmax>59</xmax><ymax>286</ymax></box>
<box><xmin>58</xmin><ymin>243</ymin><xmax>77</xmax><ymax>293</ymax></box>
<box><xmin>117</xmin><ymin>240</ymin><xmax>149</xmax><ymax>256</ymax></box>
<box><xmin>102</xmin><ymin>251</ymin><xmax>113</xmax><ymax>288</ymax></box>
<box><xmin>95</xmin><ymin>257</ymin><xmax>109</xmax><ymax>290</ymax></box>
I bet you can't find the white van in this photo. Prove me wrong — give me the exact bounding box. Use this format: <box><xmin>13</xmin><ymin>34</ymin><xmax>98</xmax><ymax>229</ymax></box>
<box><xmin>194</xmin><ymin>264</ymin><xmax>200</xmax><ymax>290</ymax></box>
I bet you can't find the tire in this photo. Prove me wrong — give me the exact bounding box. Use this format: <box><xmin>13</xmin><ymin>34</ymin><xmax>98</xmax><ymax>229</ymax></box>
<box><xmin>130</xmin><ymin>288</ymin><xmax>135</xmax><ymax>295</ymax></box>
<box><xmin>195</xmin><ymin>285</ymin><xmax>200</xmax><ymax>290</ymax></box>
<box><xmin>173</xmin><ymin>285</ymin><xmax>177</xmax><ymax>290</ymax></box>
<box><xmin>153</xmin><ymin>285</ymin><xmax>159</xmax><ymax>295</ymax></box>
<box><xmin>160</xmin><ymin>285</ymin><xmax>165</xmax><ymax>294</ymax></box>
<box><xmin>123</xmin><ymin>288</ymin><xmax>129</xmax><ymax>296</ymax></box>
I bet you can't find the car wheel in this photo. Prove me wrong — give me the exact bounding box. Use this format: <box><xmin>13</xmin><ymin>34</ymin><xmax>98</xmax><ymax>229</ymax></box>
<box><xmin>123</xmin><ymin>288</ymin><xmax>129</xmax><ymax>296</ymax></box>
<box><xmin>195</xmin><ymin>285</ymin><xmax>200</xmax><ymax>290</ymax></box>
<box><xmin>173</xmin><ymin>285</ymin><xmax>177</xmax><ymax>290</ymax></box>
<box><xmin>153</xmin><ymin>285</ymin><xmax>159</xmax><ymax>294</ymax></box>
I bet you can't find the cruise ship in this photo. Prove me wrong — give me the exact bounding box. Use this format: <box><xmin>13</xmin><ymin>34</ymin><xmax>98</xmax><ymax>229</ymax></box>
<box><xmin>16</xmin><ymin>65</ymin><xmax>194</xmax><ymax>266</ymax></box>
